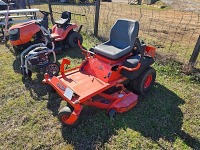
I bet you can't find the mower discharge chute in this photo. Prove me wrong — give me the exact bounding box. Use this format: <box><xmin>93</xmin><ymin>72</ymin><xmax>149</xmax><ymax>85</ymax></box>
<box><xmin>43</xmin><ymin>19</ymin><xmax>156</xmax><ymax>126</ymax></box>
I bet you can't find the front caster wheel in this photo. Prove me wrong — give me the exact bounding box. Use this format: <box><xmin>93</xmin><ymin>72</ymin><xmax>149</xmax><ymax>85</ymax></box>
<box><xmin>108</xmin><ymin>109</ymin><xmax>117</xmax><ymax>119</ymax></box>
<box><xmin>66</xmin><ymin>31</ymin><xmax>83</xmax><ymax>48</ymax></box>
<box><xmin>58</xmin><ymin>106</ymin><xmax>79</xmax><ymax>127</ymax></box>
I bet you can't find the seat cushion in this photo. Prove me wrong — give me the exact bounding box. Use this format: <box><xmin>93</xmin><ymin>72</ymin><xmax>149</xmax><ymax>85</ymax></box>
<box><xmin>55</xmin><ymin>18</ymin><xmax>69</xmax><ymax>26</ymax></box>
<box><xmin>94</xmin><ymin>42</ymin><xmax>131</xmax><ymax>60</ymax></box>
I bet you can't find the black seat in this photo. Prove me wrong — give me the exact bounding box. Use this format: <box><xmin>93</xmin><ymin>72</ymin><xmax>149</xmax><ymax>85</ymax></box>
<box><xmin>55</xmin><ymin>11</ymin><xmax>71</xmax><ymax>27</ymax></box>
<box><xmin>94</xmin><ymin>19</ymin><xmax>139</xmax><ymax>60</ymax></box>
<box><xmin>121</xmin><ymin>55</ymin><xmax>154</xmax><ymax>79</ymax></box>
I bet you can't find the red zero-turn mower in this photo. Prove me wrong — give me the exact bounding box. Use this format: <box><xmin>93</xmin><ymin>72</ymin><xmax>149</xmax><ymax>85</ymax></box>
<box><xmin>9</xmin><ymin>11</ymin><xmax>83</xmax><ymax>53</ymax></box>
<box><xmin>43</xmin><ymin>19</ymin><xmax>156</xmax><ymax>126</ymax></box>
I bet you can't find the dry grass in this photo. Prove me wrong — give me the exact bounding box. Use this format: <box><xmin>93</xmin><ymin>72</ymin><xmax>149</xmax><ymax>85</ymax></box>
<box><xmin>0</xmin><ymin>2</ymin><xmax>199</xmax><ymax>149</ymax></box>
<box><xmin>0</xmin><ymin>33</ymin><xmax>200</xmax><ymax>150</ymax></box>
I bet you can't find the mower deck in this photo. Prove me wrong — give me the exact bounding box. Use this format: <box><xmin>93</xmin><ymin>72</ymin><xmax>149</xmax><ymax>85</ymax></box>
<box><xmin>44</xmin><ymin>66</ymin><xmax>139</xmax><ymax>125</ymax></box>
<box><xmin>46</xmin><ymin>68</ymin><xmax>127</xmax><ymax>103</ymax></box>
<box><xmin>60</xmin><ymin>70</ymin><xmax>109</xmax><ymax>98</ymax></box>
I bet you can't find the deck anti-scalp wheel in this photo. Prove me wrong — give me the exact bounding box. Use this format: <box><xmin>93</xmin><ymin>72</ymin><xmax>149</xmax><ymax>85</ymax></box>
<box><xmin>43</xmin><ymin>63</ymin><xmax>59</xmax><ymax>77</ymax></box>
<box><xmin>128</xmin><ymin>67</ymin><xmax>156</xmax><ymax>95</ymax></box>
<box><xmin>108</xmin><ymin>109</ymin><xmax>117</xmax><ymax>119</ymax></box>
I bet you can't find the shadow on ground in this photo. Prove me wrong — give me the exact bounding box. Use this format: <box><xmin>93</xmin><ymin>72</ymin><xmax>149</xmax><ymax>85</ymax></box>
<box><xmin>11</xmin><ymin>46</ymin><xmax>84</xmax><ymax>115</ymax></box>
<box><xmin>11</xmin><ymin>46</ymin><xmax>84</xmax><ymax>73</ymax></box>
<box><xmin>59</xmin><ymin>83</ymin><xmax>199</xmax><ymax>149</ymax></box>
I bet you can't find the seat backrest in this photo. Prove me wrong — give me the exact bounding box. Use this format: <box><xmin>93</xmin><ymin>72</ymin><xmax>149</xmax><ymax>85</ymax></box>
<box><xmin>61</xmin><ymin>11</ymin><xmax>71</xmax><ymax>23</ymax></box>
<box><xmin>109</xmin><ymin>19</ymin><xmax>139</xmax><ymax>49</ymax></box>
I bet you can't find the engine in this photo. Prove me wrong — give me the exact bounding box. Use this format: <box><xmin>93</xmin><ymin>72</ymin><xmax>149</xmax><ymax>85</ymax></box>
<box><xmin>27</xmin><ymin>48</ymin><xmax>50</xmax><ymax>66</ymax></box>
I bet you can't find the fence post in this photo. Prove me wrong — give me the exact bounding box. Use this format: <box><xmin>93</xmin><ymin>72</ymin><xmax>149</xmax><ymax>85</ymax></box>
<box><xmin>188</xmin><ymin>35</ymin><xmax>200</xmax><ymax>68</ymax></box>
<box><xmin>94</xmin><ymin>0</ymin><xmax>100</xmax><ymax>37</ymax></box>
<box><xmin>26</xmin><ymin>0</ymin><xmax>31</xmax><ymax>9</ymax></box>
<box><xmin>48</xmin><ymin>0</ymin><xmax>54</xmax><ymax>24</ymax></box>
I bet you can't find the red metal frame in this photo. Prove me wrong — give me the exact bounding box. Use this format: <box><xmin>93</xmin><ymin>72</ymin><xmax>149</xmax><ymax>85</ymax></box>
<box><xmin>145</xmin><ymin>46</ymin><xmax>156</xmax><ymax>58</ymax></box>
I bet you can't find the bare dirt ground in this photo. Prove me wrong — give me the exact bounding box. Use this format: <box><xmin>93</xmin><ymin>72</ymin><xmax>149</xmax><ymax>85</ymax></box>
<box><xmin>112</xmin><ymin>0</ymin><xmax>200</xmax><ymax>12</ymax></box>
<box><xmin>161</xmin><ymin>0</ymin><xmax>200</xmax><ymax>12</ymax></box>
<box><xmin>97</xmin><ymin>2</ymin><xmax>200</xmax><ymax>67</ymax></box>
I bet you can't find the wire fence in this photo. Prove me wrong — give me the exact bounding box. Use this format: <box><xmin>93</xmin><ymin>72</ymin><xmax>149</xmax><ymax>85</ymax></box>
<box><xmin>98</xmin><ymin>2</ymin><xmax>200</xmax><ymax>68</ymax></box>
<box><xmin>27</xmin><ymin>0</ymin><xmax>200</xmax><ymax>68</ymax></box>
<box><xmin>29</xmin><ymin>1</ymin><xmax>96</xmax><ymax>34</ymax></box>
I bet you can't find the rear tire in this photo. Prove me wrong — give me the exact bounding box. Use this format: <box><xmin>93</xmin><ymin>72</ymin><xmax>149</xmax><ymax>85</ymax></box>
<box><xmin>66</xmin><ymin>31</ymin><xmax>83</xmax><ymax>48</ymax></box>
<box><xmin>128</xmin><ymin>67</ymin><xmax>156</xmax><ymax>95</ymax></box>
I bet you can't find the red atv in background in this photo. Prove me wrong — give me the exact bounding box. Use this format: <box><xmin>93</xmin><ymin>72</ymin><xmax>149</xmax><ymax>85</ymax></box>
<box><xmin>9</xmin><ymin>10</ymin><xmax>83</xmax><ymax>53</ymax></box>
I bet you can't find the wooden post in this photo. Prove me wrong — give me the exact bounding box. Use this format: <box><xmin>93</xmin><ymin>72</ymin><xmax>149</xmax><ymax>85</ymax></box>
<box><xmin>48</xmin><ymin>0</ymin><xmax>54</xmax><ymax>24</ymax></box>
<box><xmin>94</xmin><ymin>0</ymin><xmax>100</xmax><ymax>37</ymax></box>
<box><xmin>189</xmin><ymin>35</ymin><xmax>200</xmax><ymax>68</ymax></box>
<box><xmin>26</xmin><ymin>0</ymin><xmax>31</xmax><ymax>9</ymax></box>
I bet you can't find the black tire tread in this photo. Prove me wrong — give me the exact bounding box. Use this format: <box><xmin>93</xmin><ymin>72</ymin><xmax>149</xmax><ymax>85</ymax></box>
<box><xmin>108</xmin><ymin>109</ymin><xmax>117</xmax><ymax>119</ymax></box>
<box><xmin>128</xmin><ymin>67</ymin><xmax>156</xmax><ymax>95</ymax></box>
<box><xmin>66</xmin><ymin>31</ymin><xmax>83</xmax><ymax>48</ymax></box>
